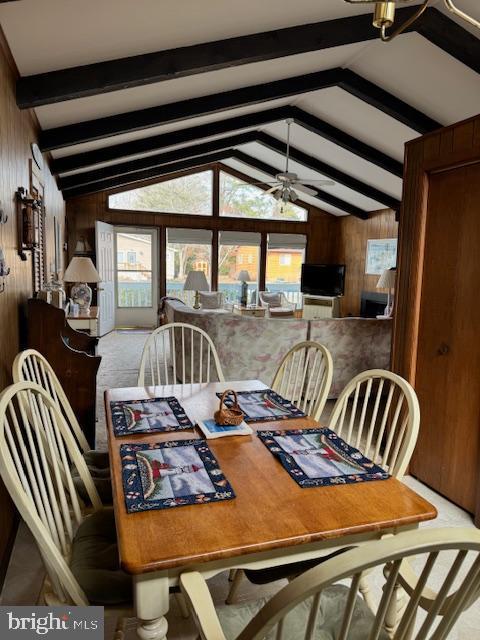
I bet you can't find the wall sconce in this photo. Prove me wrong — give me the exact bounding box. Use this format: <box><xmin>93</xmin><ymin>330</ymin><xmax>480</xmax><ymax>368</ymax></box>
<box><xmin>15</xmin><ymin>186</ymin><xmax>43</xmax><ymax>261</ymax></box>
<box><xmin>0</xmin><ymin>248</ymin><xmax>10</xmax><ymax>293</ymax></box>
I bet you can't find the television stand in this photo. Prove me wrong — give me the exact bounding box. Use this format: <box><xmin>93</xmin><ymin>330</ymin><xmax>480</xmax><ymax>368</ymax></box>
<box><xmin>302</xmin><ymin>295</ymin><xmax>341</xmax><ymax>320</ymax></box>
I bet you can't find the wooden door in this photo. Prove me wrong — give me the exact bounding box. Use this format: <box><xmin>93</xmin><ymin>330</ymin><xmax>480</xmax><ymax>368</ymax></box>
<box><xmin>95</xmin><ymin>221</ymin><xmax>115</xmax><ymax>336</ymax></box>
<box><xmin>411</xmin><ymin>163</ymin><xmax>480</xmax><ymax>513</ymax></box>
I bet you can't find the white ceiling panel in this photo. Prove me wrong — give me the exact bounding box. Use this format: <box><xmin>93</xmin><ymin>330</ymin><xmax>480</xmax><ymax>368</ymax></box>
<box><xmin>221</xmin><ymin>158</ymin><xmax>348</xmax><ymax>217</ymax></box>
<box><xmin>296</xmin><ymin>87</ymin><xmax>420</xmax><ymax>161</ymax></box>
<box><xmin>350</xmin><ymin>33</ymin><xmax>480</xmax><ymax>124</ymax></box>
<box><xmin>238</xmin><ymin>142</ymin><xmax>385</xmax><ymax>211</ymax></box>
<box><xmin>0</xmin><ymin>0</ymin><xmax>380</xmax><ymax>74</ymax></box>
<box><xmin>50</xmin><ymin>99</ymin><xmax>293</xmax><ymax>159</ymax></box>
<box><xmin>35</xmin><ymin>44</ymin><xmax>366</xmax><ymax>129</ymax></box>
<box><xmin>263</xmin><ymin>120</ymin><xmax>403</xmax><ymax>198</ymax></box>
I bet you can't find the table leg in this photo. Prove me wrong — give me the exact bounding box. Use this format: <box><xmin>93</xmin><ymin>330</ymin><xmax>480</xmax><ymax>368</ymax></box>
<box><xmin>134</xmin><ymin>572</ymin><xmax>169</xmax><ymax>640</ymax></box>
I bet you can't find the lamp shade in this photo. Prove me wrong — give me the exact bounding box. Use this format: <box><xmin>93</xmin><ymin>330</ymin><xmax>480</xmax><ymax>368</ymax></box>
<box><xmin>377</xmin><ymin>268</ymin><xmax>396</xmax><ymax>290</ymax></box>
<box><xmin>63</xmin><ymin>257</ymin><xmax>101</xmax><ymax>283</ymax></box>
<box><xmin>237</xmin><ymin>270</ymin><xmax>251</xmax><ymax>282</ymax></box>
<box><xmin>183</xmin><ymin>270</ymin><xmax>209</xmax><ymax>292</ymax></box>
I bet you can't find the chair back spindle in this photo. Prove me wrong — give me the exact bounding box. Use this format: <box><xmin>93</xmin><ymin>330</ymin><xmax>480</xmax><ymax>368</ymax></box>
<box><xmin>328</xmin><ymin>369</ymin><xmax>420</xmax><ymax>478</ymax></box>
<box><xmin>272</xmin><ymin>341</ymin><xmax>333</xmax><ymax>421</ymax></box>
<box><xmin>138</xmin><ymin>323</ymin><xmax>225</xmax><ymax>386</ymax></box>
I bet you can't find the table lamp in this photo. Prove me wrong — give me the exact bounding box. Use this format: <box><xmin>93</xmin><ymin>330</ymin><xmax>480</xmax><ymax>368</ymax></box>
<box><xmin>237</xmin><ymin>270</ymin><xmax>251</xmax><ymax>306</ymax></box>
<box><xmin>63</xmin><ymin>256</ymin><xmax>101</xmax><ymax>313</ymax></box>
<box><xmin>184</xmin><ymin>270</ymin><xmax>209</xmax><ymax>309</ymax></box>
<box><xmin>376</xmin><ymin>267</ymin><xmax>396</xmax><ymax>317</ymax></box>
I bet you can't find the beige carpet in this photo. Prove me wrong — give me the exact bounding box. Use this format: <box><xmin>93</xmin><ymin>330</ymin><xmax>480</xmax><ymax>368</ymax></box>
<box><xmin>1</xmin><ymin>330</ymin><xmax>479</xmax><ymax>639</ymax></box>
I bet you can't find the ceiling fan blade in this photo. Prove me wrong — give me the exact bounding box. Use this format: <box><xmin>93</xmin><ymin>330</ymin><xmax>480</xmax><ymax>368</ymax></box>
<box><xmin>263</xmin><ymin>185</ymin><xmax>281</xmax><ymax>195</ymax></box>
<box><xmin>292</xmin><ymin>184</ymin><xmax>318</xmax><ymax>197</ymax></box>
<box><xmin>293</xmin><ymin>179</ymin><xmax>335</xmax><ymax>187</ymax></box>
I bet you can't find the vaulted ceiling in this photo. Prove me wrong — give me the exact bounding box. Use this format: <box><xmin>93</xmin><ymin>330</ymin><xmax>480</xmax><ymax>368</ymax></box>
<box><xmin>1</xmin><ymin>0</ymin><xmax>479</xmax><ymax>218</ymax></box>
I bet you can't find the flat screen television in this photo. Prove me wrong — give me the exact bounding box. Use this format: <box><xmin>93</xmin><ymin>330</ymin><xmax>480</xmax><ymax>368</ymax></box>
<box><xmin>301</xmin><ymin>264</ymin><xmax>345</xmax><ymax>297</ymax></box>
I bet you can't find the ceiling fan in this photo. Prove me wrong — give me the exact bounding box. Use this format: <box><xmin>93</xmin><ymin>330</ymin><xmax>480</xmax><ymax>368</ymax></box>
<box><xmin>343</xmin><ymin>1</ymin><xmax>479</xmax><ymax>42</ymax></box>
<box><xmin>245</xmin><ymin>119</ymin><xmax>335</xmax><ymax>205</ymax></box>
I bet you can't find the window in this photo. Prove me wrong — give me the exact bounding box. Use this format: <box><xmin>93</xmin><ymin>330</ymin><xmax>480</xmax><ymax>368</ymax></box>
<box><xmin>108</xmin><ymin>170</ymin><xmax>213</xmax><ymax>215</ymax></box>
<box><xmin>266</xmin><ymin>234</ymin><xmax>306</xmax><ymax>306</ymax></box>
<box><xmin>116</xmin><ymin>232</ymin><xmax>153</xmax><ymax>308</ymax></box>
<box><xmin>166</xmin><ymin>228</ymin><xmax>212</xmax><ymax>305</ymax></box>
<box><xmin>218</xmin><ymin>231</ymin><xmax>261</xmax><ymax>305</ymax></box>
<box><xmin>219</xmin><ymin>171</ymin><xmax>308</xmax><ymax>222</ymax></box>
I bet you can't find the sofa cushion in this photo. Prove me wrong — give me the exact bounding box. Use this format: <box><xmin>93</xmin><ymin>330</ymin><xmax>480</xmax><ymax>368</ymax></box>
<box><xmin>309</xmin><ymin>318</ymin><xmax>392</xmax><ymax>397</ymax></box>
<box><xmin>261</xmin><ymin>292</ymin><xmax>282</xmax><ymax>307</ymax></box>
<box><xmin>71</xmin><ymin>509</ymin><xmax>132</xmax><ymax>605</ymax></box>
<box><xmin>200</xmin><ymin>292</ymin><xmax>223</xmax><ymax>309</ymax></box>
<box><xmin>217</xmin><ymin>584</ymin><xmax>388</xmax><ymax>640</ymax></box>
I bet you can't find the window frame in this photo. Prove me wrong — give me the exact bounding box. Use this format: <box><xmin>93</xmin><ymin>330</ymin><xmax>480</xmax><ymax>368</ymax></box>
<box><xmin>106</xmin><ymin>163</ymin><xmax>311</xmax><ymax>222</ymax></box>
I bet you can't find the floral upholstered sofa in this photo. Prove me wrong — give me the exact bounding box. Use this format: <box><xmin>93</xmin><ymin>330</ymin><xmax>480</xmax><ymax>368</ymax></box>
<box><xmin>164</xmin><ymin>299</ymin><xmax>392</xmax><ymax>397</ymax></box>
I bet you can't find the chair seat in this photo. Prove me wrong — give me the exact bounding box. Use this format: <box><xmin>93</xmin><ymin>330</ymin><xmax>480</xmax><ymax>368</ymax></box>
<box><xmin>71</xmin><ymin>509</ymin><xmax>132</xmax><ymax>605</ymax></box>
<box><xmin>218</xmin><ymin>584</ymin><xmax>388</xmax><ymax>640</ymax></box>
<box><xmin>73</xmin><ymin>449</ymin><xmax>113</xmax><ymax>504</ymax></box>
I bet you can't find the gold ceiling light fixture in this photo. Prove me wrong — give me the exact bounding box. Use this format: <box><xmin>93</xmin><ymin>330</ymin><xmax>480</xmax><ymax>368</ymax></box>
<box><xmin>344</xmin><ymin>1</ymin><xmax>480</xmax><ymax>42</ymax></box>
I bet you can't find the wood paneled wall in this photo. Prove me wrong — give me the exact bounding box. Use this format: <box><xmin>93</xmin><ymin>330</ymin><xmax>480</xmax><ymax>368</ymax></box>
<box><xmin>335</xmin><ymin>210</ymin><xmax>398</xmax><ymax>317</ymax></box>
<box><xmin>0</xmin><ymin>29</ymin><xmax>65</xmax><ymax>581</ymax></box>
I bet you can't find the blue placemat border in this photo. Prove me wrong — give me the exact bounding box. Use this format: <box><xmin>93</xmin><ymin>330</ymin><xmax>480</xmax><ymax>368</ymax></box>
<box><xmin>257</xmin><ymin>427</ymin><xmax>389</xmax><ymax>488</ymax></box>
<box><xmin>111</xmin><ymin>396</ymin><xmax>194</xmax><ymax>437</ymax></box>
<box><xmin>120</xmin><ymin>439</ymin><xmax>235</xmax><ymax>513</ymax></box>
<box><xmin>216</xmin><ymin>389</ymin><xmax>306</xmax><ymax>423</ymax></box>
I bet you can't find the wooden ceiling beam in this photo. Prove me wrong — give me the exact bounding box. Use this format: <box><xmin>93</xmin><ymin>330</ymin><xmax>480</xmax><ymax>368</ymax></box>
<box><xmin>17</xmin><ymin>9</ymin><xmax>413</xmax><ymax>109</ymax></box>
<box><xmin>58</xmin><ymin>128</ymin><xmax>397</xmax><ymax>211</ymax></box>
<box><xmin>38</xmin><ymin>68</ymin><xmax>342</xmax><ymax>150</ymax></box>
<box><xmin>18</xmin><ymin>8</ymin><xmax>478</xmax><ymax>109</ymax></box>
<box><xmin>58</xmin><ymin>131</ymin><xmax>259</xmax><ymax>190</ymax></box>
<box><xmin>52</xmin><ymin>104</ymin><xmax>403</xmax><ymax>178</ymax></box>
<box><xmin>62</xmin><ymin>151</ymin><xmax>233</xmax><ymax>199</ymax></box>
<box><xmin>39</xmin><ymin>67</ymin><xmax>440</xmax><ymax>152</ymax></box>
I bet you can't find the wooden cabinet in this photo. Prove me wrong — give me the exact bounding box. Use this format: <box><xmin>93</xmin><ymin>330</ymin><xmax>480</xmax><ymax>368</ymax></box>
<box><xmin>27</xmin><ymin>299</ymin><xmax>101</xmax><ymax>447</ymax></box>
<box><xmin>393</xmin><ymin>115</ymin><xmax>480</xmax><ymax>523</ymax></box>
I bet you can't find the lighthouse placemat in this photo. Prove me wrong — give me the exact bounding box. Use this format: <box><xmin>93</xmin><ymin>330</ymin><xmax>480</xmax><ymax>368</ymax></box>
<box><xmin>120</xmin><ymin>440</ymin><xmax>235</xmax><ymax>513</ymax></box>
<box><xmin>111</xmin><ymin>397</ymin><xmax>194</xmax><ymax>437</ymax></box>
<box><xmin>217</xmin><ymin>389</ymin><xmax>305</xmax><ymax>423</ymax></box>
<box><xmin>257</xmin><ymin>428</ymin><xmax>389</xmax><ymax>488</ymax></box>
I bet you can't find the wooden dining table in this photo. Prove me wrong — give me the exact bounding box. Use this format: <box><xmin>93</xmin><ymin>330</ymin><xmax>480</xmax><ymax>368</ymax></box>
<box><xmin>105</xmin><ymin>379</ymin><xmax>437</xmax><ymax>640</ymax></box>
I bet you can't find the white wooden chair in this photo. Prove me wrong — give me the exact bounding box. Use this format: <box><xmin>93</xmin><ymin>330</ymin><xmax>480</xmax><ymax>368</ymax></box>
<box><xmin>183</xmin><ymin>527</ymin><xmax>480</xmax><ymax>640</ymax></box>
<box><xmin>13</xmin><ymin>349</ymin><xmax>111</xmax><ymax>503</ymax></box>
<box><xmin>227</xmin><ymin>368</ymin><xmax>419</xmax><ymax>602</ymax></box>
<box><xmin>271</xmin><ymin>340</ymin><xmax>333</xmax><ymax>421</ymax></box>
<box><xmin>137</xmin><ymin>322</ymin><xmax>225</xmax><ymax>386</ymax></box>
<box><xmin>0</xmin><ymin>381</ymin><xmax>131</xmax><ymax>637</ymax></box>
<box><xmin>328</xmin><ymin>369</ymin><xmax>420</xmax><ymax>480</ymax></box>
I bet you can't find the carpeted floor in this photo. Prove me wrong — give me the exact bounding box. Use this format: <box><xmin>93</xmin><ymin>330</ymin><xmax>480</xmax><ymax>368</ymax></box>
<box><xmin>1</xmin><ymin>330</ymin><xmax>479</xmax><ymax>638</ymax></box>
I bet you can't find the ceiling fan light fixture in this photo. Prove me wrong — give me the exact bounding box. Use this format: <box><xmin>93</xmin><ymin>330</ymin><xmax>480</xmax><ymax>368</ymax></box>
<box><xmin>372</xmin><ymin>2</ymin><xmax>395</xmax><ymax>29</ymax></box>
<box><xmin>343</xmin><ymin>0</ymin><xmax>479</xmax><ymax>41</ymax></box>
